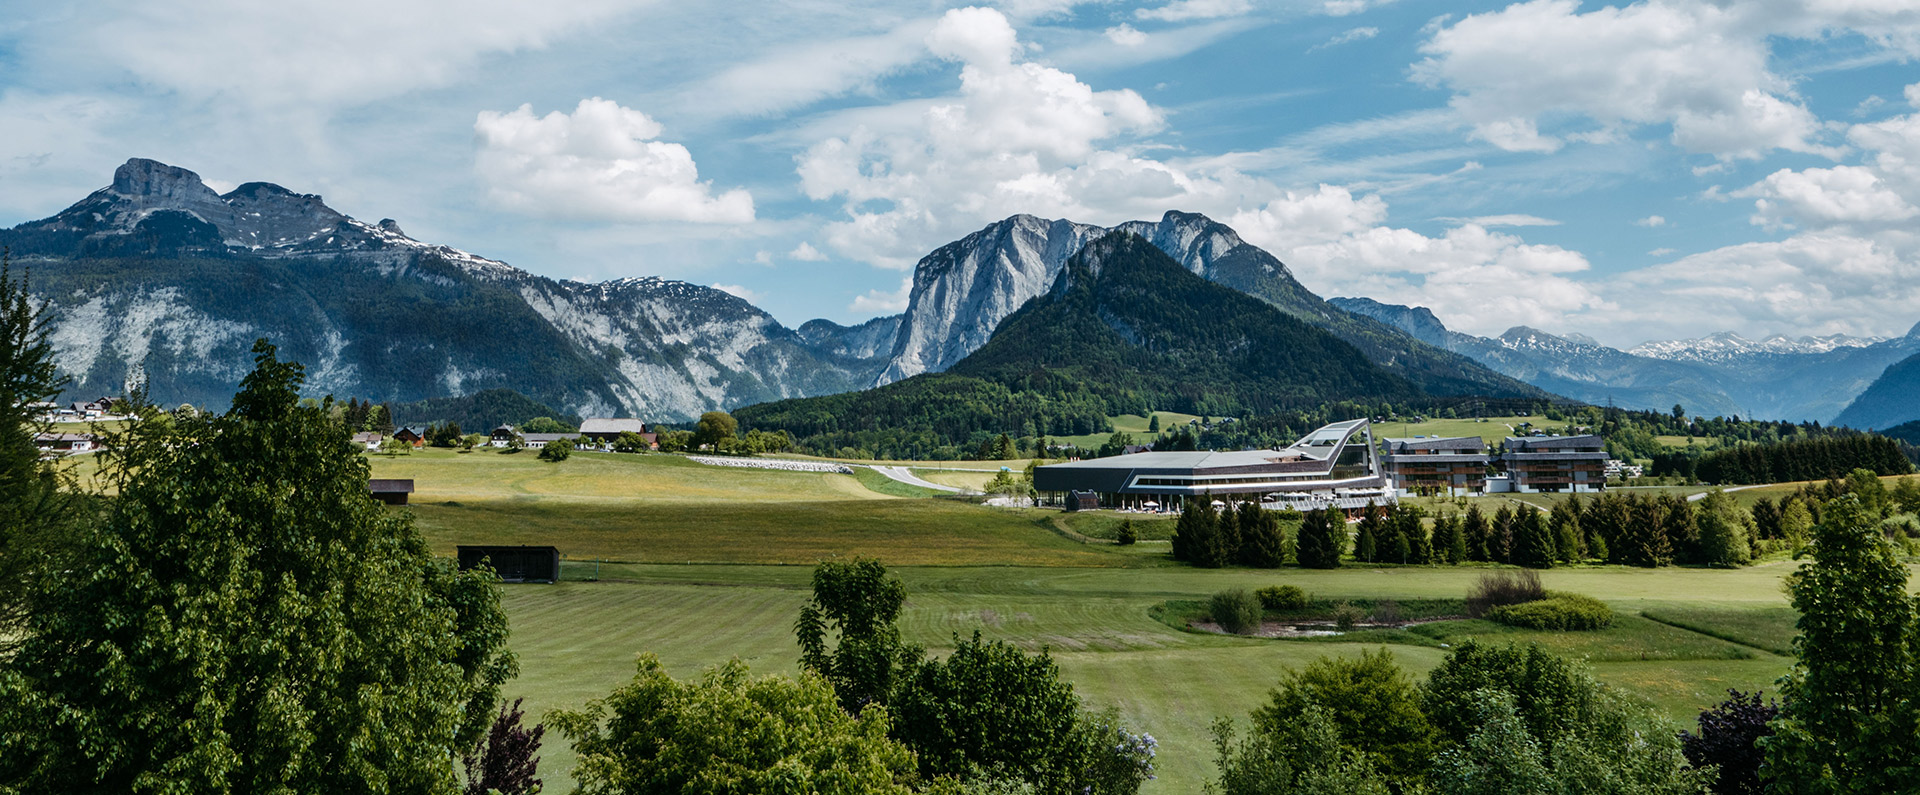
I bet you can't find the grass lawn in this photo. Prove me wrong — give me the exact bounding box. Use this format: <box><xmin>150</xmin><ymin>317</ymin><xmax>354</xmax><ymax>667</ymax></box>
<box><xmin>500</xmin><ymin>561</ymin><xmax>1837</xmax><ymax>793</ymax></box>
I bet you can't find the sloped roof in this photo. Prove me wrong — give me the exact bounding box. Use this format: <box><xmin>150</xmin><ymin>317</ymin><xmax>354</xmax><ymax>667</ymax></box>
<box><xmin>580</xmin><ymin>418</ymin><xmax>649</xmax><ymax>435</ymax></box>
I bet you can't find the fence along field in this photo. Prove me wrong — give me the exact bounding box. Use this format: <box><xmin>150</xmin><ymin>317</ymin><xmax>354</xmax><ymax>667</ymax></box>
<box><xmin>367</xmin><ymin>447</ymin><xmax>1915</xmax><ymax>792</ymax></box>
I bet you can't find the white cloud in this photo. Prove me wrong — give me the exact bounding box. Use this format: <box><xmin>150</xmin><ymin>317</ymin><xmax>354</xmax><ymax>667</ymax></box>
<box><xmin>1228</xmin><ymin>184</ymin><xmax>1388</xmax><ymax>247</ymax></box>
<box><xmin>1105</xmin><ymin>24</ymin><xmax>1149</xmax><ymax>46</ymax></box>
<box><xmin>1740</xmin><ymin>165</ymin><xmax>1920</xmax><ymax>230</ymax></box>
<box><xmin>79</xmin><ymin>0</ymin><xmax>646</xmax><ymax>111</ymax></box>
<box><xmin>850</xmin><ymin>277</ymin><xmax>914</xmax><ymax>313</ymax></box>
<box><xmin>789</xmin><ymin>242</ymin><xmax>829</xmax><ymax>261</ymax></box>
<box><xmin>711</xmin><ymin>283</ymin><xmax>763</xmax><ymax>303</ymax></box>
<box><xmin>474</xmin><ymin>98</ymin><xmax>754</xmax><ymax>224</ymax></box>
<box><xmin>1648</xmin><ymin>247</ymin><xmax>1677</xmax><ymax>256</ymax></box>
<box><xmin>686</xmin><ymin>21</ymin><xmax>937</xmax><ymax>118</ymax></box>
<box><xmin>1322</xmin><ymin>0</ymin><xmax>1396</xmax><ymax>16</ymax></box>
<box><xmin>1442</xmin><ymin>214</ymin><xmax>1560</xmax><ymax>227</ymax></box>
<box><xmin>1135</xmin><ymin>0</ymin><xmax>1253</xmax><ymax>23</ymax></box>
<box><xmin>1635</xmin><ymin>214</ymin><xmax>1667</xmax><ymax>227</ymax></box>
<box><xmin>1310</xmin><ymin>26</ymin><xmax>1379</xmax><ymax>51</ymax></box>
<box><xmin>1411</xmin><ymin>0</ymin><xmax>1871</xmax><ymax>160</ymax></box>
<box><xmin>801</xmin><ymin>6</ymin><xmax>1243</xmax><ymax>267</ymax></box>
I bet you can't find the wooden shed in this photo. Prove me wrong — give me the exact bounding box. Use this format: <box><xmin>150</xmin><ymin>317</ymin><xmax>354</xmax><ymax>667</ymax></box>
<box><xmin>368</xmin><ymin>478</ymin><xmax>414</xmax><ymax>505</ymax></box>
<box><xmin>457</xmin><ymin>545</ymin><xmax>561</xmax><ymax>584</ymax></box>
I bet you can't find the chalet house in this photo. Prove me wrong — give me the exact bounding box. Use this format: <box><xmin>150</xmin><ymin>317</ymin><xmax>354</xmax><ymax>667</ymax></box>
<box><xmin>521</xmin><ymin>432</ymin><xmax>584</xmax><ymax>449</ymax></box>
<box><xmin>1499</xmin><ymin>435</ymin><xmax>1610</xmax><ymax>493</ymax></box>
<box><xmin>579</xmin><ymin>418</ymin><xmax>655</xmax><ymax>449</ymax></box>
<box><xmin>34</xmin><ymin>432</ymin><xmax>97</xmax><ymax>455</ymax></box>
<box><xmin>27</xmin><ymin>401</ymin><xmax>60</xmax><ymax>421</ymax></box>
<box><xmin>392</xmin><ymin>426</ymin><xmax>428</xmax><ymax>447</ymax></box>
<box><xmin>367</xmin><ymin>479</ymin><xmax>414</xmax><ymax>505</ymax></box>
<box><xmin>351</xmin><ymin>431</ymin><xmax>383</xmax><ymax>451</ymax></box>
<box><xmin>1378</xmin><ymin>436</ymin><xmax>1490</xmax><ymax>497</ymax></box>
<box><xmin>489</xmin><ymin>425</ymin><xmax>519</xmax><ymax>447</ymax></box>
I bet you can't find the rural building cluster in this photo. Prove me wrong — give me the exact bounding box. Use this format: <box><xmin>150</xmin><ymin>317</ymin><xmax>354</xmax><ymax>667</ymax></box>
<box><xmin>1035</xmin><ymin>419</ymin><xmax>1618</xmax><ymax>512</ymax></box>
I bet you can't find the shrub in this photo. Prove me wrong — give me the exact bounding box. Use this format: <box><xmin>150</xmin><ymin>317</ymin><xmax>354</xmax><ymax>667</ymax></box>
<box><xmin>1210</xmin><ymin>588</ymin><xmax>1264</xmax><ymax>635</ymax></box>
<box><xmin>1371</xmin><ymin>599</ymin><xmax>1402</xmax><ymax>625</ymax></box>
<box><xmin>1332</xmin><ymin>601</ymin><xmax>1365</xmax><ymax>631</ymax></box>
<box><xmin>1465</xmin><ymin>570</ymin><xmax>1546</xmax><ymax>618</ymax></box>
<box><xmin>1680</xmin><ymin>689</ymin><xmax>1777</xmax><ymax>795</ymax></box>
<box><xmin>1115</xmin><ymin>519</ymin><xmax>1137</xmax><ymax>546</ymax></box>
<box><xmin>1255</xmin><ymin>585</ymin><xmax>1309</xmax><ymax>611</ymax></box>
<box><xmin>1486</xmin><ymin>593</ymin><xmax>1614</xmax><ymax>631</ymax></box>
<box><xmin>538</xmin><ymin>438</ymin><xmax>572</xmax><ymax>462</ymax></box>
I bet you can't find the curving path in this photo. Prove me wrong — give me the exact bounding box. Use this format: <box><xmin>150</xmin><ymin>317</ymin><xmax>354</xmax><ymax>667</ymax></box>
<box><xmin>869</xmin><ymin>465</ymin><xmax>965</xmax><ymax>493</ymax></box>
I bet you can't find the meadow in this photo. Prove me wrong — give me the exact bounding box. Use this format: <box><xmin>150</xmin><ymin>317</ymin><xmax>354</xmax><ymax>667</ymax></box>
<box><xmin>361</xmin><ymin>447</ymin><xmax>1920</xmax><ymax>792</ymax></box>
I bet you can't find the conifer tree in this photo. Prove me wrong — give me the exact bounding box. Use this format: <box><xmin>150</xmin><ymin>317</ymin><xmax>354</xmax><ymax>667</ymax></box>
<box><xmin>1402</xmin><ymin>507</ymin><xmax>1432</xmax><ymax>565</ymax></box>
<box><xmin>1216</xmin><ymin>504</ymin><xmax>1242</xmax><ymax>568</ymax></box>
<box><xmin>1463</xmin><ymin>504</ymin><xmax>1491</xmax><ymax>562</ymax></box>
<box><xmin>1296</xmin><ymin>509</ymin><xmax>1344</xmax><ymax>569</ymax></box>
<box><xmin>1176</xmin><ymin>497</ymin><xmax>1222</xmax><ymax>567</ymax></box>
<box><xmin>1354</xmin><ymin>503</ymin><xmax>1383</xmax><ymax>563</ymax></box>
<box><xmin>1237</xmin><ymin>501</ymin><xmax>1284</xmax><ymax>568</ymax></box>
<box><xmin>1511</xmin><ymin>506</ymin><xmax>1556</xmax><ymax>569</ymax></box>
<box><xmin>1492</xmin><ymin>505</ymin><xmax>1516</xmax><ymax>563</ymax></box>
<box><xmin>1550</xmin><ymin>509</ymin><xmax>1583</xmax><ymax>563</ymax></box>
<box><xmin>1436</xmin><ymin>513</ymin><xmax>1468</xmax><ymax>564</ymax></box>
<box><xmin>1660</xmin><ymin>494</ymin><xmax>1699</xmax><ymax>565</ymax></box>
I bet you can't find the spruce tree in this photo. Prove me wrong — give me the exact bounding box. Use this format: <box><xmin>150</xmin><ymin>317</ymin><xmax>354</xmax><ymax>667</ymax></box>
<box><xmin>1297</xmin><ymin>509</ymin><xmax>1344</xmax><ymax>569</ymax></box>
<box><xmin>1661</xmin><ymin>494</ymin><xmax>1700</xmax><ymax>565</ymax></box>
<box><xmin>1491</xmin><ymin>505</ymin><xmax>1515</xmax><ymax>564</ymax></box>
<box><xmin>1437</xmin><ymin>513</ymin><xmax>1468</xmax><ymax>564</ymax></box>
<box><xmin>0</xmin><ymin>253</ymin><xmax>74</xmax><ymax>649</ymax></box>
<box><xmin>1237</xmin><ymin>502</ymin><xmax>1283</xmax><ymax>568</ymax></box>
<box><xmin>1216</xmin><ymin>504</ymin><xmax>1242</xmax><ymax>567</ymax></box>
<box><xmin>1511</xmin><ymin>506</ymin><xmax>1556</xmax><ymax>569</ymax></box>
<box><xmin>1550</xmin><ymin>510</ymin><xmax>1583</xmax><ymax>563</ymax></box>
<box><xmin>1354</xmin><ymin>503</ymin><xmax>1383</xmax><ymax>563</ymax></box>
<box><xmin>1401</xmin><ymin>507</ymin><xmax>1432</xmax><ymax>565</ymax></box>
<box><xmin>1176</xmin><ymin>498</ymin><xmax>1222</xmax><ymax>567</ymax></box>
<box><xmin>1464</xmin><ymin>504</ymin><xmax>1491</xmax><ymax>562</ymax></box>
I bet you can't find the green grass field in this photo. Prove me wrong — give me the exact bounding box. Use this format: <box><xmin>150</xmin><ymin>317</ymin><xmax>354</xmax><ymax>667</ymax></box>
<box><xmin>364</xmin><ymin>446</ymin><xmax>1917</xmax><ymax>792</ymax></box>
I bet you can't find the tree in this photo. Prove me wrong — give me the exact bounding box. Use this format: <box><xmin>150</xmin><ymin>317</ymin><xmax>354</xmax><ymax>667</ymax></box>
<box><xmin>0</xmin><ymin>340</ymin><xmax>515</xmax><ymax>792</ymax></box>
<box><xmin>890</xmin><ymin>632</ymin><xmax>1084</xmax><ymax>792</ymax></box>
<box><xmin>795</xmin><ymin>559</ymin><xmax>920</xmax><ymax>714</ymax></box>
<box><xmin>1354</xmin><ymin>503</ymin><xmax>1383</xmax><ymax>563</ymax></box>
<box><xmin>1115</xmin><ymin>518</ymin><xmax>1137</xmax><ymax>546</ymax></box>
<box><xmin>1211</xmin><ymin>704</ymin><xmax>1391</xmax><ymax>795</ymax></box>
<box><xmin>1238</xmin><ymin>502</ymin><xmax>1284</xmax><ymax>568</ymax></box>
<box><xmin>1253</xmin><ymin>649</ymin><xmax>1436</xmax><ymax>787</ymax></box>
<box><xmin>1491</xmin><ymin>505</ymin><xmax>1515</xmax><ymax>563</ymax></box>
<box><xmin>694</xmin><ymin>410</ymin><xmax>739</xmax><ymax>450</ymax></box>
<box><xmin>462</xmin><ymin>698</ymin><xmax>545</xmax><ymax>795</ymax></box>
<box><xmin>538</xmin><ymin>437</ymin><xmax>572</xmax><ymax>462</ymax></box>
<box><xmin>1422</xmin><ymin>641</ymin><xmax>1596</xmax><ymax>753</ymax></box>
<box><xmin>520</xmin><ymin>415</ymin><xmax>569</xmax><ymax>433</ymax></box>
<box><xmin>1510</xmin><ymin>506</ymin><xmax>1555</xmax><ymax>569</ymax></box>
<box><xmin>656</xmin><ymin>428</ymin><xmax>694</xmax><ymax>453</ymax></box>
<box><xmin>0</xmin><ymin>252</ymin><xmax>73</xmax><ymax>651</ymax></box>
<box><xmin>1779</xmin><ymin>499</ymin><xmax>1814</xmax><ymax>547</ymax></box>
<box><xmin>1097</xmin><ymin>432</ymin><xmax>1135</xmax><ymax>458</ymax></box>
<box><xmin>613</xmin><ymin>430</ymin><xmax>651</xmax><ymax>453</ymax></box>
<box><xmin>1549</xmin><ymin>509</ymin><xmax>1583</xmax><ymax>564</ymax></box>
<box><xmin>1436</xmin><ymin>513</ymin><xmax>1468</xmax><ymax>565</ymax></box>
<box><xmin>1695</xmin><ymin>490</ymin><xmax>1752</xmax><ymax>568</ymax></box>
<box><xmin>1680</xmin><ymin>690</ymin><xmax>1776</xmax><ymax>795</ymax></box>
<box><xmin>1396</xmin><ymin>505</ymin><xmax>1430</xmax><ymax>564</ymax></box>
<box><xmin>552</xmin><ymin>655</ymin><xmax>916</xmax><ymax>795</ymax></box>
<box><xmin>1216</xmin><ymin>505</ymin><xmax>1242</xmax><ymax>567</ymax></box>
<box><xmin>1174</xmin><ymin>498</ymin><xmax>1222</xmax><ymax>567</ymax></box>
<box><xmin>1296</xmin><ymin>509</ymin><xmax>1344</xmax><ymax>569</ymax></box>
<box><xmin>1463</xmin><ymin>505</ymin><xmax>1491</xmax><ymax>562</ymax></box>
<box><xmin>1765</xmin><ymin>496</ymin><xmax>1920</xmax><ymax>793</ymax></box>
<box><xmin>1148</xmin><ymin>414</ymin><xmax>1161</xmax><ymax>432</ymax></box>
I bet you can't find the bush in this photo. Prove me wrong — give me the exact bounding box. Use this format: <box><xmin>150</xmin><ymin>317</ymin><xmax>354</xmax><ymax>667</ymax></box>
<box><xmin>1115</xmin><ymin>519</ymin><xmax>1137</xmax><ymax>546</ymax></box>
<box><xmin>1465</xmin><ymin>570</ymin><xmax>1546</xmax><ymax>618</ymax></box>
<box><xmin>538</xmin><ymin>438</ymin><xmax>572</xmax><ymax>462</ymax></box>
<box><xmin>1486</xmin><ymin>593</ymin><xmax>1614</xmax><ymax>631</ymax></box>
<box><xmin>1332</xmin><ymin>601</ymin><xmax>1365</xmax><ymax>631</ymax></box>
<box><xmin>1210</xmin><ymin>588</ymin><xmax>1264</xmax><ymax>635</ymax></box>
<box><xmin>1255</xmin><ymin>585</ymin><xmax>1308</xmax><ymax>611</ymax></box>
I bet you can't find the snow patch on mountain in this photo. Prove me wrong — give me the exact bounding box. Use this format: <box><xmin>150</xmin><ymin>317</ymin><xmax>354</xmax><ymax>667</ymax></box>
<box><xmin>1629</xmin><ymin>331</ymin><xmax>1887</xmax><ymax>363</ymax></box>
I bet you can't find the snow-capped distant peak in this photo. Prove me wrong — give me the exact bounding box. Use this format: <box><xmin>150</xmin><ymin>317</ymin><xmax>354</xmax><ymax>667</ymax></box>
<box><xmin>1630</xmin><ymin>331</ymin><xmax>1887</xmax><ymax>362</ymax></box>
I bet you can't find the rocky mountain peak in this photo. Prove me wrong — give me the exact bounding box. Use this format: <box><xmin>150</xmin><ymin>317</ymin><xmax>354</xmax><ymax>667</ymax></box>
<box><xmin>110</xmin><ymin>158</ymin><xmax>222</xmax><ymax>202</ymax></box>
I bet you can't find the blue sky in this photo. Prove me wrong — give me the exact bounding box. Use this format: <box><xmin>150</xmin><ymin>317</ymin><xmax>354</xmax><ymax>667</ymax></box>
<box><xmin>2</xmin><ymin>0</ymin><xmax>1918</xmax><ymax>348</ymax></box>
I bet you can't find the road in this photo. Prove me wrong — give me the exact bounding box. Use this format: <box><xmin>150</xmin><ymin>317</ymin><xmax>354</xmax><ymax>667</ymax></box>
<box><xmin>869</xmin><ymin>465</ymin><xmax>966</xmax><ymax>493</ymax></box>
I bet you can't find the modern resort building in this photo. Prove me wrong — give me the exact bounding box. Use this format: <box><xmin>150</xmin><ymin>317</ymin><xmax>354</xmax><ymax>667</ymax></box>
<box><xmin>1032</xmin><ymin>419</ymin><xmax>1393</xmax><ymax>514</ymax></box>
<box><xmin>1499</xmin><ymin>434</ymin><xmax>1609</xmax><ymax>493</ymax></box>
<box><xmin>1377</xmin><ymin>436</ymin><xmax>1491</xmax><ymax>497</ymax></box>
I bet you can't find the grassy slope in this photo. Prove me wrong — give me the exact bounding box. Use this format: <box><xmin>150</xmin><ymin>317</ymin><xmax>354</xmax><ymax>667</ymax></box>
<box><xmin>501</xmin><ymin>560</ymin><xmax>1872</xmax><ymax>793</ymax></box>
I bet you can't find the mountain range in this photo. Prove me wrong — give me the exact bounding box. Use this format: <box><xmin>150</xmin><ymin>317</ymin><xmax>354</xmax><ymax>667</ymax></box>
<box><xmin>1330</xmin><ymin>297</ymin><xmax>1920</xmax><ymax>424</ymax></box>
<box><xmin>2</xmin><ymin>158</ymin><xmax>1536</xmax><ymax>421</ymax></box>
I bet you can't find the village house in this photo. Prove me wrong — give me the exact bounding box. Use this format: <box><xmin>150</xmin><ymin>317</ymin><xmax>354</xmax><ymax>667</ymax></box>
<box><xmin>521</xmin><ymin>432</ymin><xmax>585</xmax><ymax>449</ymax></box>
<box><xmin>489</xmin><ymin>425</ymin><xmax>519</xmax><ymax>447</ymax></box>
<box><xmin>34</xmin><ymin>432</ymin><xmax>97</xmax><ymax>455</ymax></box>
<box><xmin>367</xmin><ymin>479</ymin><xmax>414</xmax><ymax>506</ymax></box>
<box><xmin>351</xmin><ymin>431</ymin><xmax>383</xmax><ymax>451</ymax></box>
<box><xmin>578</xmin><ymin>418</ymin><xmax>655</xmax><ymax>450</ymax></box>
<box><xmin>391</xmin><ymin>426</ymin><xmax>428</xmax><ymax>447</ymax></box>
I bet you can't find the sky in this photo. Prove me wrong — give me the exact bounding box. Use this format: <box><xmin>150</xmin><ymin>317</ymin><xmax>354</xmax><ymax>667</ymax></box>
<box><xmin>2</xmin><ymin>0</ymin><xmax>1918</xmax><ymax>348</ymax></box>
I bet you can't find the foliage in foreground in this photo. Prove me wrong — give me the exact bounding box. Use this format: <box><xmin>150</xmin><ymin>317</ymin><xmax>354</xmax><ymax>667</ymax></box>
<box><xmin>1679</xmin><ymin>690</ymin><xmax>1775</xmax><ymax>795</ymax></box>
<box><xmin>1486</xmin><ymin>593</ymin><xmax>1616</xmax><ymax>631</ymax></box>
<box><xmin>553</xmin><ymin>655</ymin><xmax>918</xmax><ymax>795</ymax></box>
<box><xmin>0</xmin><ymin>340</ymin><xmax>516</xmax><ymax>793</ymax></box>
<box><xmin>0</xmin><ymin>253</ymin><xmax>76</xmax><ymax>653</ymax></box>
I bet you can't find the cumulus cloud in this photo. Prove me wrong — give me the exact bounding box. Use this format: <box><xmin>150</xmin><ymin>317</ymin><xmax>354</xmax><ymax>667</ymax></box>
<box><xmin>789</xmin><ymin>242</ymin><xmax>829</xmax><ymax>261</ymax></box>
<box><xmin>710</xmin><ymin>283</ymin><xmax>763</xmax><ymax>303</ymax></box>
<box><xmin>1135</xmin><ymin>0</ymin><xmax>1253</xmax><ymax>23</ymax></box>
<box><xmin>1228</xmin><ymin>184</ymin><xmax>1389</xmax><ymax>247</ymax></box>
<box><xmin>1411</xmin><ymin>0</ymin><xmax>1879</xmax><ymax>160</ymax></box>
<box><xmin>1105</xmin><ymin>24</ymin><xmax>1149</xmax><ymax>46</ymax></box>
<box><xmin>801</xmin><ymin>6</ymin><xmax>1250</xmax><ymax>267</ymax></box>
<box><xmin>474</xmin><ymin>98</ymin><xmax>754</xmax><ymax>224</ymax></box>
<box><xmin>1740</xmin><ymin>165</ymin><xmax>1920</xmax><ymax>230</ymax></box>
<box><xmin>850</xmin><ymin>277</ymin><xmax>914</xmax><ymax>313</ymax></box>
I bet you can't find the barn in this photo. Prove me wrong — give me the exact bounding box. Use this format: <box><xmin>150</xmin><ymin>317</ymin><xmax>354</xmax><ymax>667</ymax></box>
<box><xmin>457</xmin><ymin>545</ymin><xmax>561</xmax><ymax>584</ymax></box>
<box><xmin>367</xmin><ymin>478</ymin><xmax>414</xmax><ymax>505</ymax></box>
